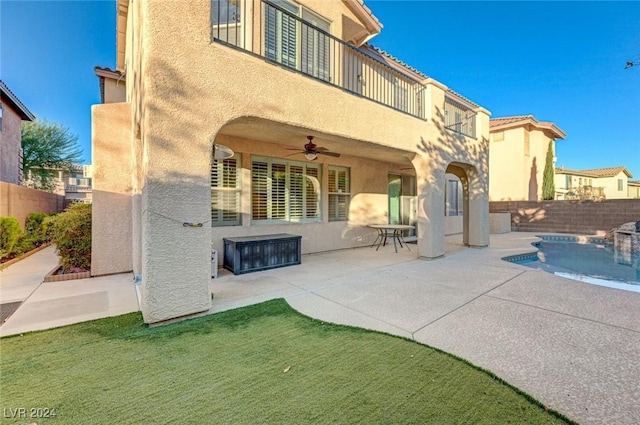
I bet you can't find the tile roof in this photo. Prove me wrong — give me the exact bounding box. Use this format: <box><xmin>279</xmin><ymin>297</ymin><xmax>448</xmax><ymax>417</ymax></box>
<box><xmin>364</xmin><ymin>45</ymin><xmax>480</xmax><ymax>108</ymax></box>
<box><xmin>555</xmin><ymin>166</ymin><xmax>633</xmax><ymax>178</ymax></box>
<box><xmin>489</xmin><ymin>115</ymin><xmax>534</xmax><ymax>128</ymax></box>
<box><xmin>490</xmin><ymin>115</ymin><xmax>566</xmax><ymax>139</ymax></box>
<box><xmin>0</xmin><ymin>79</ymin><xmax>35</xmax><ymax>121</ymax></box>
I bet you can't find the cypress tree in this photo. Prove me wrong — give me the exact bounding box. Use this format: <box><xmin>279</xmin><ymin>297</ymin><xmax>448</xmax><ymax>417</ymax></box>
<box><xmin>542</xmin><ymin>140</ymin><xmax>555</xmax><ymax>200</ymax></box>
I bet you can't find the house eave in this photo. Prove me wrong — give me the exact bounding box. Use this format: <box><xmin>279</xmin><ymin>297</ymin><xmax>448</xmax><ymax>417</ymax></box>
<box><xmin>0</xmin><ymin>80</ymin><xmax>35</xmax><ymax>121</ymax></box>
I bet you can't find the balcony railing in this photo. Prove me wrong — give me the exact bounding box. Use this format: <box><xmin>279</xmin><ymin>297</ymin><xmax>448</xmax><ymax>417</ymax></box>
<box><xmin>65</xmin><ymin>184</ymin><xmax>92</xmax><ymax>193</ymax></box>
<box><xmin>211</xmin><ymin>0</ymin><xmax>428</xmax><ymax>119</ymax></box>
<box><xmin>444</xmin><ymin>96</ymin><xmax>476</xmax><ymax>138</ymax></box>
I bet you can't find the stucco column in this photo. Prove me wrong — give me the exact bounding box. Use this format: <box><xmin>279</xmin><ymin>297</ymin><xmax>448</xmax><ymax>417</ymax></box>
<box><xmin>468</xmin><ymin>107</ymin><xmax>491</xmax><ymax>248</ymax></box>
<box><xmin>413</xmin><ymin>155</ymin><xmax>446</xmax><ymax>259</ymax></box>
<box><xmin>466</xmin><ymin>166</ymin><xmax>489</xmax><ymax>247</ymax></box>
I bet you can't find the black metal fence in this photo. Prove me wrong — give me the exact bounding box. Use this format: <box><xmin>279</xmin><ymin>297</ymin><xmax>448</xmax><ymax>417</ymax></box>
<box><xmin>211</xmin><ymin>0</ymin><xmax>429</xmax><ymax>119</ymax></box>
<box><xmin>211</xmin><ymin>0</ymin><xmax>480</xmax><ymax>135</ymax></box>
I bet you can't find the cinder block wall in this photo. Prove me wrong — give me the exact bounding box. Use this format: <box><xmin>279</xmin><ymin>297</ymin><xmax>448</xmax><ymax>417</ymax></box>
<box><xmin>0</xmin><ymin>182</ymin><xmax>65</xmax><ymax>227</ymax></box>
<box><xmin>490</xmin><ymin>199</ymin><xmax>640</xmax><ymax>235</ymax></box>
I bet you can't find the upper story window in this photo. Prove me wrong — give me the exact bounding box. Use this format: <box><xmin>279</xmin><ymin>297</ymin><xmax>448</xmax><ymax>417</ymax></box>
<box><xmin>0</xmin><ymin>103</ymin><xmax>3</xmax><ymax>131</ymax></box>
<box><xmin>213</xmin><ymin>0</ymin><xmax>241</xmax><ymax>24</ymax></box>
<box><xmin>264</xmin><ymin>0</ymin><xmax>332</xmax><ymax>82</ymax></box>
<box><xmin>212</xmin><ymin>0</ymin><xmax>243</xmax><ymax>46</ymax></box>
<box><xmin>618</xmin><ymin>179</ymin><xmax>624</xmax><ymax>191</ymax></box>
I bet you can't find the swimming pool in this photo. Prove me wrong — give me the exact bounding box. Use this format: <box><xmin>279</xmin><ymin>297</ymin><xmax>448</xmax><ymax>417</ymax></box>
<box><xmin>504</xmin><ymin>235</ymin><xmax>640</xmax><ymax>293</ymax></box>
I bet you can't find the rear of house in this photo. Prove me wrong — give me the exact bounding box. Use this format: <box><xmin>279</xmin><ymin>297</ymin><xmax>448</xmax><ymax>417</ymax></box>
<box><xmin>92</xmin><ymin>0</ymin><xmax>491</xmax><ymax>324</ymax></box>
<box><xmin>555</xmin><ymin>166</ymin><xmax>633</xmax><ymax>200</ymax></box>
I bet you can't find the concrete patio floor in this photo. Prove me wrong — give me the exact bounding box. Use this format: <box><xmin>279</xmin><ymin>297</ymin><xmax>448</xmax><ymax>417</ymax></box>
<box><xmin>1</xmin><ymin>233</ymin><xmax>639</xmax><ymax>425</ymax></box>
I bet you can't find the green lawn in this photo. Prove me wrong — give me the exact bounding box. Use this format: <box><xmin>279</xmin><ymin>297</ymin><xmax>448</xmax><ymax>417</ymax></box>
<box><xmin>1</xmin><ymin>299</ymin><xmax>574</xmax><ymax>424</ymax></box>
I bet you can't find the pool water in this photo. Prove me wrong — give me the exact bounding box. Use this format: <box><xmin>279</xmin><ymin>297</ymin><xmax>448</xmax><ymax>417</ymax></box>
<box><xmin>509</xmin><ymin>237</ymin><xmax>640</xmax><ymax>293</ymax></box>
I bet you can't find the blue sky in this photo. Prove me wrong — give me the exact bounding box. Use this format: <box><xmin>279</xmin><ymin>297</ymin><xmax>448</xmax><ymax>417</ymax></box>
<box><xmin>1</xmin><ymin>0</ymin><xmax>639</xmax><ymax>178</ymax></box>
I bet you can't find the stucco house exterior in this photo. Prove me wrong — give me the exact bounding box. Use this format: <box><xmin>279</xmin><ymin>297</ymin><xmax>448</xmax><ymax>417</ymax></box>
<box><xmin>629</xmin><ymin>180</ymin><xmax>640</xmax><ymax>199</ymax></box>
<box><xmin>0</xmin><ymin>80</ymin><xmax>35</xmax><ymax>185</ymax></box>
<box><xmin>489</xmin><ymin>115</ymin><xmax>566</xmax><ymax>201</ymax></box>
<box><xmin>554</xmin><ymin>166</ymin><xmax>634</xmax><ymax>200</ymax></box>
<box><xmin>92</xmin><ymin>0</ymin><xmax>491</xmax><ymax>325</ymax></box>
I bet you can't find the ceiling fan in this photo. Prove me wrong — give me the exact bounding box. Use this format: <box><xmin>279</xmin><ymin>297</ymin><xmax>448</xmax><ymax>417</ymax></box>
<box><xmin>287</xmin><ymin>136</ymin><xmax>340</xmax><ymax>161</ymax></box>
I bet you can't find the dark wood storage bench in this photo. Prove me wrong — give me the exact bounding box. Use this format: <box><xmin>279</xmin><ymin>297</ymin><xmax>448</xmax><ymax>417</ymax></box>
<box><xmin>223</xmin><ymin>234</ymin><xmax>302</xmax><ymax>275</ymax></box>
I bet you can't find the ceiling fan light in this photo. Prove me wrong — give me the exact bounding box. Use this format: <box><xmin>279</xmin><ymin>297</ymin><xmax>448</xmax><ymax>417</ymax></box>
<box><xmin>304</xmin><ymin>152</ymin><xmax>318</xmax><ymax>161</ymax></box>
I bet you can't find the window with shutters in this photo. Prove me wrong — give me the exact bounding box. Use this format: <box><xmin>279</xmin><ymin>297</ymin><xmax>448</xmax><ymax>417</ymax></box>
<box><xmin>264</xmin><ymin>0</ymin><xmax>299</xmax><ymax>68</ymax></box>
<box><xmin>251</xmin><ymin>156</ymin><xmax>321</xmax><ymax>223</ymax></box>
<box><xmin>211</xmin><ymin>155</ymin><xmax>242</xmax><ymax>226</ymax></box>
<box><xmin>212</xmin><ymin>0</ymin><xmax>243</xmax><ymax>46</ymax></box>
<box><xmin>328</xmin><ymin>166</ymin><xmax>350</xmax><ymax>221</ymax></box>
<box><xmin>264</xmin><ymin>0</ymin><xmax>331</xmax><ymax>81</ymax></box>
<box><xmin>300</xmin><ymin>8</ymin><xmax>331</xmax><ymax>81</ymax></box>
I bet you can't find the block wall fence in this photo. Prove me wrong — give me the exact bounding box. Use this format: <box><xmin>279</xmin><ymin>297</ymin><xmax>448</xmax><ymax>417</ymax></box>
<box><xmin>489</xmin><ymin>199</ymin><xmax>640</xmax><ymax>235</ymax></box>
<box><xmin>0</xmin><ymin>182</ymin><xmax>65</xmax><ymax>227</ymax></box>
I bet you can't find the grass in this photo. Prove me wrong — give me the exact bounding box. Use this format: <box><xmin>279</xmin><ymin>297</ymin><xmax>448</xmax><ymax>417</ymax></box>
<box><xmin>0</xmin><ymin>299</ymin><xmax>575</xmax><ymax>424</ymax></box>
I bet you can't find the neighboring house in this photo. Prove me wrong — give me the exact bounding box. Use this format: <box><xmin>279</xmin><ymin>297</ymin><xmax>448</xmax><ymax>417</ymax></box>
<box><xmin>92</xmin><ymin>0</ymin><xmax>491</xmax><ymax>325</ymax></box>
<box><xmin>554</xmin><ymin>166</ymin><xmax>634</xmax><ymax>200</ymax></box>
<box><xmin>55</xmin><ymin>164</ymin><xmax>93</xmax><ymax>206</ymax></box>
<box><xmin>489</xmin><ymin>115</ymin><xmax>566</xmax><ymax>201</ymax></box>
<box><xmin>0</xmin><ymin>80</ymin><xmax>35</xmax><ymax>185</ymax></box>
<box><xmin>23</xmin><ymin>163</ymin><xmax>93</xmax><ymax>205</ymax></box>
<box><xmin>629</xmin><ymin>180</ymin><xmax>640</xmax><ymax>199</ymax></box>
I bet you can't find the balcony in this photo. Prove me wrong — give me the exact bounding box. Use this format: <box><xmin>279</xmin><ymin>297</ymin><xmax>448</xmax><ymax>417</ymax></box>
<box><xmin>65</xmin><ymin>184</ymin><xmax>92</xmax><ymax>193</ymax></box>
<box><xmin>212</xmin><ymin>0</ymin><xmax>435</xmax><ymax>119</ymax></box>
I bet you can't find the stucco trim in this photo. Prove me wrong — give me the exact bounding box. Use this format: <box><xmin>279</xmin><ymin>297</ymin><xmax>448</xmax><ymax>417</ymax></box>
<box><xmin>341</xmin><ymin>0</ymin><xmax>383</xmax><ymax>44</ymax></box>
<box><xmin>490</xmin><ymin>115</ymin><xmax>566</xmax><ymax>140</ymax></box>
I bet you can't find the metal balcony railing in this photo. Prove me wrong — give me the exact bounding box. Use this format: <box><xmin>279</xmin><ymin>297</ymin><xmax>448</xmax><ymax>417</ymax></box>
<box><xmin>444</xmin><ymin>96</ymin><xmax>476</xmax><ymax>138</ymax></box>
<box><xmin>211</xmin><ymin>0</ymin><xmax>429</xmax><ymax>119</ymax></box>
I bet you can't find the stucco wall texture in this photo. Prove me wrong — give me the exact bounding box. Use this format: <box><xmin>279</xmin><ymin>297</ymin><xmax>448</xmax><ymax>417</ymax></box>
<box><xmin>0</xmin><ymin>182</ymin><xmax>65</xmax><ymax>227</ymax></box>
<box><xmin>489</xmin><ymin>126</ymin><xmax>555</xmax><ymax>201</ymax></box>
<box><xmin>490</xmin><ymin>199</ymin><xmax>640</xmax><ymax>235</ymax></box>
<box><xmin>95</xmin><ymin>0</ymin><xmax>491</xmax><ymax>324</ymax></box>
<box><xmin>0</xmin><ymin>100</ymin><xmax>23</xmax><ymax>185</ymax></box>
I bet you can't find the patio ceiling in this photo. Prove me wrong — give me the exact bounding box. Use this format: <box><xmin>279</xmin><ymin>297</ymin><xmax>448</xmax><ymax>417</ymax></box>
<box><xmin>218</xmin><ymin>117</ymin><xmax>416</xmax><ymax>167</ymax></box>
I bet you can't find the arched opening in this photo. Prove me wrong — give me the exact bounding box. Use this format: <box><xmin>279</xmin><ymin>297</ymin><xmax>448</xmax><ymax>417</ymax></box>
<box><xmin>444</xmin><ymin>161</ymin><xmax>487</xmax><ymax>252</ymax></box>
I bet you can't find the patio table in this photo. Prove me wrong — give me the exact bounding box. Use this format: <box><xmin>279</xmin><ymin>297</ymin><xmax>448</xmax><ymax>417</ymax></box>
<box><xmin>368</xmin><ymin>224</ymin><xmax>415</xmax><ymax>253</ymax></box>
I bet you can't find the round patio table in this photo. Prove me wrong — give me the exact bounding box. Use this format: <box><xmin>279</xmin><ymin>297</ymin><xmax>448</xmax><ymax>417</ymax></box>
<box><xmin>367</xmin><ymin>224</ymin><xmax>415</xmax><ymax>253</ymax></box>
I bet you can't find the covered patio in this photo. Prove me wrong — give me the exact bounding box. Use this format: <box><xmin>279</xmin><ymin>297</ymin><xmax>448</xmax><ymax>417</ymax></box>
<box><xmin>209</xmin><ymin>232</ymin><xmax>640</xmax><ymax>425</ymax></box>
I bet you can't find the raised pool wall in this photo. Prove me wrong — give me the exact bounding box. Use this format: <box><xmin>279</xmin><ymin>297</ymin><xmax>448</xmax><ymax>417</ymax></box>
<box><xmin>490</xmin><ymin>199</ymin><xmax>640</xmax><ymax>235</ymax></box>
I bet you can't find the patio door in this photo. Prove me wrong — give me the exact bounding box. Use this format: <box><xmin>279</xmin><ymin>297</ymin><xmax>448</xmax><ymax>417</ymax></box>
<box><xmin>388</xmin><ymin>174</ymin><xmax>417</xmax><ymax>235</ymax></box>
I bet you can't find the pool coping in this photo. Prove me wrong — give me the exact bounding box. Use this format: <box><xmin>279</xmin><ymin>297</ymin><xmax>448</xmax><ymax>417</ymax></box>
<box><xmin>501</xmin><ymin>233</ymin><xmax>608</xmax><ymax>263</ymax></box>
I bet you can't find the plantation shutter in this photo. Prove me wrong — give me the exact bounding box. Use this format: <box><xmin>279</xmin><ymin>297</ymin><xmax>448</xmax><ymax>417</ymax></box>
<box><xmin>328</xmin><ymin>166</ymin><xmax>350</xmax><ymax>221</ymax></box>
<box><xmin>252</xmin><ymin>160</ymin><xmax>268</xmax><ymax>220</ymax></box>
<box><xmin>301</xmin><ymin>9</ymin><xmax>330</xmax><ymax>81</ymax></box>
<box><xmin>305</xmin><ymin>166</ymin><xmax>319</xmax><ymax>218</ymax></box>
<box><xmin>211</xmin><ymin>156</ymin><xmax>241</xmax><ymax>226</ymax></box>
<box><xmin>271</xmin><ymin>163</ymin><xmax>287</xmax><ymax>219</ymax></box>
<box><xmin>289</xmin><ymin>165</ymin><xmax>304</xmax><ymax>220</ymax></box>
<box><xmin>264</xmin><ymin>0</ymin><xmax>299</xmax><ymax>68</ymax></box>
<box><xmin>251</xmin><ymin>157</ymin><xmax>321</xmax><ymax>223</ymax></box>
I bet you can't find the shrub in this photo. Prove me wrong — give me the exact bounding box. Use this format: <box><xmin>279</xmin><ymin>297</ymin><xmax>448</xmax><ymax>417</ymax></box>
<box><xmin>49</xmin><ymin>203</ymin><xmax>92</xmax><ymax>271</ymax></box>
<box><xmin>24</xmin><ymin>212</ymin><xmax>53</xmax><ymax>247</ymax></box>
<box><xmin>0</xmin><ymin>217</ymin><xmax>24</xmax><ymax>261</ymax></box>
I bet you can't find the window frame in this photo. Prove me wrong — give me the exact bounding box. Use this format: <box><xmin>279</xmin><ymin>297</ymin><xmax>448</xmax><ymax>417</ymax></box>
<box><xmin>251</xmin><ymin>155</ymin><xmax>321</xmax><ymax>224</ymax></box>
<box><xmin>211</xmin><ymin>154</ymin><xmax>242</xmax><ymax>226</ymax></box>
<box><xmin>328</xmin><ymin>165</ymin><xmax>351</xmax><ymax>222</ymax></box>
